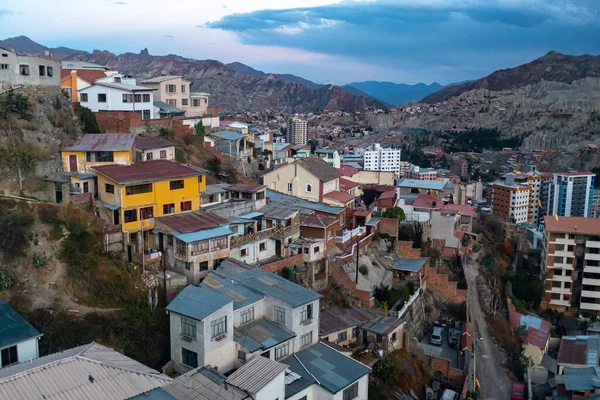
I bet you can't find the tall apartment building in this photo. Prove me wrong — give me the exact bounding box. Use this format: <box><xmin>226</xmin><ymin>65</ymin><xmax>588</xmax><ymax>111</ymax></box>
<box><xmin>363</xmin><ymin>143</ymin><xmax>402</xmax><ymax>174</ymax></box>
<box><xmin>451</xmin><ymin>159</ymin><xmax>469</xmax><ymax>179</ymax></box>
<box><xmin>544</xmin><ymin>172</ymin><xmax>595</xmax><ymax>218</ymax></box>
<box><xmin>491</xmin><ymin>174</ymin><xmax>531</xmax><ymax>224</ymax></box>
<box><xmin>541</xmin><ymin>216</ymin><xmax>600</xmax><ymax>316</ymax></box>
<box><xmin>288</xmin><ymin>117</ymin><xmax>308</xmax><ymax>145</ymax></box>
<box><xmin>498</xmin><ymin>173</ymin><xmax>542</xmax><ymax>225</ymax></box>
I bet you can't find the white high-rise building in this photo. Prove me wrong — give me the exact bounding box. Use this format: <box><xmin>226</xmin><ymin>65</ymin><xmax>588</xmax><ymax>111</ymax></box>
<box><xmin>363</xmin><ymin>143</ymin><xmax>402</xmax><ymax>174</ymax></box>
<box><xmin>288</xmin><ymin>117</ymin><xmax>307</xmax><ymax>145</ymax></box>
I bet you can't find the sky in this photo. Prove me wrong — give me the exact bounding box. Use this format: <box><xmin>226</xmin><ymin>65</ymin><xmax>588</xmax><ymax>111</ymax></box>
<box><xmin>0</xmin><ymin>0</ymin><xmax>599</xmax><ymax>85</ymax></box>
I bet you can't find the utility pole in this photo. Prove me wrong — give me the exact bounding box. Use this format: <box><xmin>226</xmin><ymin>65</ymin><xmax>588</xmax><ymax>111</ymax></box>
<box><xmin>354</xmin><ymin>231</ymin><xmax>359</xmax><ymax>283</ymax></box>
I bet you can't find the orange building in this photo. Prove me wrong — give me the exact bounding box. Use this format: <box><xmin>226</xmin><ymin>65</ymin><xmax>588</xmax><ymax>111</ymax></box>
<box><xmin>60</xmin><ymin>69</ymin><xmax>108</xmax><ymax>103</ymax></box>
<box><xmin>491</xmin><ymin>175</ymin><xmax>531</xmax><ymax>224</ymax></box>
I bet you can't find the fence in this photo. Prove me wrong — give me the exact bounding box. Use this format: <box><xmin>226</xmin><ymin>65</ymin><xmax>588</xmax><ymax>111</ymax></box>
<box><xmin>336</xmin><ymin>226</ymin><xmax>366</xmax><ymax>243</ymax></box>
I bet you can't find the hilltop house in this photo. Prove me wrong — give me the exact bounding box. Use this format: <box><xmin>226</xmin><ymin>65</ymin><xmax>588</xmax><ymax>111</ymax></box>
<box><xmin>140</xmin><ymin>75</ymin><xmax>210</xmax><ymax>118</ymax></box>
<box><xmin>0</xmin><ymin>46</ymin><xmax>60</xmax><ymax>90</ymax></box>
<box><xmin>79</xmin><ymin>81</ymin><xmax>156</xmax><ymax>119</ymax></box>
<box><xmin>0</xmin><ymin>300</ymin><xmax>42</xmax><ymax>368</ymax></box>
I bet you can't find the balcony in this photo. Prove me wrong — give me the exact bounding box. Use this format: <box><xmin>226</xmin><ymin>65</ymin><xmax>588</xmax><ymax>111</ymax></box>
<box><xmin>587</xmin><ymin>241</ymin><xmax>600</xmax><ymax>249</ymax></box>
<box><xmin>581</xmin><ymin>290</ymin><xmax>600</xmax><ymax>299</ymax></box>
<box><xmin>549</xmin><ymin>299</ymin><xmax>570</xmax><ymax>306</ymax></box>
<box><xmin>180</xmin><ymin>333</ymin><xmax>196</xmax><ymax>342</ymax></box>
<box><xmin>336</xmin><ymin>226</ymin><xmax>366</xmax><ymax>244</ymax></box>
<box><xmin>580</xmin><ymin>302</ymin><xmax>600</xmax><ymax>311</ymax></box>
<box><xmin>551</xmin><ymin>275</ymin><xmax>572</xmax><ymax>282</ymax></box>
<box><xmin>585</xmin><ymin>253</ymin><xmax>600</xmax><ymax>261</ymax></box>
<box><xmin>230</xmin><ymin>223</ymin><xmax>300</xmax><ymax>247</ymax></box>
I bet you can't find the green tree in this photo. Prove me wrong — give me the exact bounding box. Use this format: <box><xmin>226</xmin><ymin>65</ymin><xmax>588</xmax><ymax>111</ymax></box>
<box><xmin>373</xmin><ymin>356</ymin><xmax>398</xmax><ymax>386</ymax></box>
<box><xmin>195</xmin><ymin>122</ymin><xmax>205</xmax><ymax>141</ymax></box>
<box><xmin>383</xmin><ymin>207</ymin><xmax>406</xmax><ymax>222</ymax></box>
<box><xmin>74</xmin><ymin>105</ymin><xmax>101</xmax><ymax>133</ymax></box>
<box><xmin>0</xmin><ymin>211</ymin><xmax>34</xmax><ymax>262</ymax></box>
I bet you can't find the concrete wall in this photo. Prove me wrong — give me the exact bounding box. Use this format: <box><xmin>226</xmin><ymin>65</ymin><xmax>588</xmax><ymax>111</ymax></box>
<box><xmin>263</xmin><ymin>162</ymin><xmax>322</xmax><ymax>202</ymax></box>
<box><xmin>255</xmin><ymin>371</ymin><xmax>286</xmax><ymax>400</ymax></box>
<box><xmin>79</xmin><ymin>85</ymin><xmax>155</xmax><ymax>118</ymax></box>
<box><xmin>0</xmin><ymin>49</ymin><xmax>60</xmax><ymax>88</ymax></box>
<box><xmin>139</xmin><ymin>146</ymin><xmax>176</xmax><ymax>162</ymax></box>
<box><xmin>344</xmin><ymin>170</ymin><xmax>396</xmax><ymax>186</ymax></box>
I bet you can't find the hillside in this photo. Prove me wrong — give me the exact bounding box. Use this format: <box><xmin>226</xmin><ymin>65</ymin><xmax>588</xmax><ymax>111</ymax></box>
<box><xmin>422</xmin><ymin>51</ymin><xmax>600</xmax><ymax>103</ymax></box>
<box><xmin>3</xmin><ymin>35</ymin><xmax>84</xmax><ymax>59</ymax></box>
<box><xmin>347</xmin><ymin>81</ymin><xmax>445</xmax><ymax>106</ymax></box>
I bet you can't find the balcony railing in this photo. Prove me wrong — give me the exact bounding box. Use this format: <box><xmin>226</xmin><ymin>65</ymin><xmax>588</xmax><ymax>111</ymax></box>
<box><xmin>230</xmin><ymin>223</ymin><xmax>300</xmax><ymax>247</ymax></box>
<box><xmin>336</xmin><ymin>226</ymin><xmax>366</xmax><ymax>243</ymax></box>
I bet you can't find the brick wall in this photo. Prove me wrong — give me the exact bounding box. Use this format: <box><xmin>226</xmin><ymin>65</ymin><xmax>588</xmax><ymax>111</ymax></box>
<box><xmin>261</xmin><ymin>254</ymin><xmax>304</xmax><ymax>273</ymax></box>
<box><xmin>335</xmin><ymin>233</ymin><xmax>374</xmax><ymax>264</ymax></box>
<box><xmin>409</xmin><ymin>337</ymin><xmax>466</xmax><ymax>388</ymax></box>
<box><xmin>330</xmin><ymin>261</ymin><xmax>374</xmax><ymax>307</ymax></box>
<box><xmin>95</xmin><ymin>110</ymin><xmax>194</xmax><ymax>136</ymax></box>
<box><xmin>377</xmin><ymin>217</ymin><xmax>399</xmax><ymax>237</ymax></box>
<box><xmin>70</xmin><ymin>192</ymin><xmax>92</xmax><ymax>207</ymax></box>
<box><xmin>396</xmin><ymin>241</ymin><xmax>421</xmax><ymax>259</ymax></box>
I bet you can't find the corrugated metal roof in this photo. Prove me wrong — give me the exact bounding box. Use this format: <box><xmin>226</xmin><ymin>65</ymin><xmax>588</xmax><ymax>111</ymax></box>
<box><xmin>63</xmin><ymin>133</ymin><xmax>136</xmax><ymax>152</ymax></box>
<box><xmin>366</xmin><ymin>218</ymin><xmax>380</xmax><ymax>226</ymax></box>
<box><xmin>172</xmin><ymin>226</ymin><xmax>232</xmax><ymax>243</ymax></box>
<box><xmin>259</xmin><ymin>203</ymin><xmax>297</xmax><ymax>220</ymax></box>
<box><xmin>235</xmin><ymin>318</ymin><xmax>296</xmax><ymax>352</ymax></box>
<box><xmin>293</xmin><ymin>342</ymin><xmax>371</xmax><ymax>394</ymax></box>
<box><xmin>509</xmin><ymin>311</ymin><xmax>551</xmax><ymax>350</ymax></box>
<box><xmin>0</xmin><ymin>299</ymin><xmax>42</xmax><ymax>349</ymax></box>
<box><xmin>153</xmin><ymin>101</ymin><xmax>185</xmax><ymax>115</ymax></box>
<box><xmin>226</xmin><ymin>356</ymin><xmax>287</xmax><ymax>394</ymax></box>
<box><xmin>227</xmin><ymin>183</ymin><xmax>266</xmax><ymax>193</ymax></box>
<box><xmin>362</xmin><ymin>316</ymin><xmax>404</xmax><ymax>335</ymax></box>
<box><xmin>323</xmin><ymin>191</ymin><xmax>356</xmax><ymax>204</ymax></box>
<box><xmin>281</xmin><ymin>356</ymin><xmax>316</xmax><ymax>398</ymax></box>
<box><xmin>0</xmin><ymin>342</ymin><xmax>171</xmax><ymax>400</ymax></box>
<box><xmin>319</xmin><ymin>306</ymin><xmax>379</xmax><ymax>335</ymax></box>
<box><xmin>239</xmin><ymin>212</ymin><xmax>264</xmax><ymax>219</ymax></box>
<box><xmin>392</xmin><ymin>258</ymin><xmax>427</xmax><ymax>272</ymax></box>
<box><xmin>93</xmin><ymin>160</ymin><xmax>205</xmax><ymax>184</ymax></box>
<box><xmin>300</xmin><ymin>214</ymin><xmax>338</xmax><ymax>228</ymax></box>
<box><xmin>166</xmin><ymin>286</ymin><xmax>233</xmax><ymax>321</ymax></box>
<box><xmin>158</xmin><ymin>212</ymin><xmax>229</xmax><ymax>233</ymax></box>
<box><xmin>266</xmin><ymin>189</ymin><xmax>344</xmax><ymax>215</ymax></box>
<box><xmin>209</xmin><ymin>131</ymin><xmax>245</xmax><ymax>141</ymax></box>
<box><xmin>397</xmin><ymin>179</ymin><xmax>446</xmax><ymax>191</ymax></box>
<box><xmin>558</xmin><ymin>336</ymin><xmax>600</xmax><ymax>366</ymax></box>
<box><xmin>203</xmin><ymin>184</ymin><xmax>229</xmax><ymax>195</ymax></box>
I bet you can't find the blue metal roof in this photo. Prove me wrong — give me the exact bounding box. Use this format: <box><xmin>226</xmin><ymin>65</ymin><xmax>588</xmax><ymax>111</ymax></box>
<box><xmin>266</xmin><ymin>189</ymin><xmax>344</xmax><ymax>215</ymax></box>
<box><xmin>239</xmin><ymin>212</ymin><xmax>264</xmax><ymax>219</ymax></box>
<box><xmin>0</xmin><ymin>299</ymin><xmax>42</xmax><ymax>349</ymax></box>
<box><xmin>166</xmin><ymin>286</ymin><xmax>233</xmax><ymax>321</ymax></box>
<box><xmin>316</xmin><ymin>149</ymin><xmax>337</xmax><ymax>154</ymax></box>
<box><xmin>214</xmin><ymin>284</ymin><xmax>264</xmax><ymax>310</ymax></box>
<box><xmin>210</xmin><ymin>131</ymin><xmax>245</xmax><ymax>141</ymax></box>
<box><xmin>235</xmin><ymin>318</ymin><xmax>296</xmax><ymax>352</ymax></box>
<box><xmin>281</xmin><ymin>356</ymin><xmax>316</xmax><ymax>398</ymax></box>
<box><xmin>342</xmin><ymin>162</ymin><xmax>362</xmax><ymax>169</ymax></box>
<box><xmin>274</xmin><ymin>143</ymin><xmax>290</xmax><ymax>151</ymax></box>
<box><xmin>392</xmin><ymin>258</ymin><xmax>427</xmax><ymax>272</ymax></box>
<box><xmin>366</xmin><ymin>218</ymin><xmax>380</xmax><ymax>226</ymax></box>
<box><xmin>293</xmin><ymin>342</ymin><xmax>371</xmax><ymax>394</ymax></box>
<box><xmin>171</xmin><ymin>226</ymin><xmax>232</xmax><ymax>243</ymax></box>
<box><xmin>397</xmin><ymin>179</ymin><xmax>446</xmax><ymax>191</ymax></box>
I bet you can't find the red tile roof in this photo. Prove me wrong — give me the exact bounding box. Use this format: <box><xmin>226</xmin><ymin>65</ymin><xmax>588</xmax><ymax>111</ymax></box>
<box><xmin>413</xmin><ymin>194</ymin><xmax>442</xmax><ymax>209</ymax></box>
<box><xmin>443</xmin><ymin>204</ymin><xmax>476</xmax><ymax>217</ymax></box>
<box><xmin>509</xmin><ymin>311</ymin><xmax>551</xmax><ymax>350</ymax></box>
<box><xmin>338</xmin><ymin>166</ymin><xmax>360</xmax><ymax>176</ymax></box>
<box><xmin>60</xmin><ymin>69</ymin><xmax>108</xmax><ymax>84</ymax></box>
<box><xmin>324</xmin><ymin>190</ymin><xmax>356</xmax><ymax>204</ymax></box>
<box><xmin>339</xmin><ymin>177</ymin><xmax>360</xmax><ymax>191</ymax></box>
<box><xmin>378</xmin><ymin>190</ymin><xmax>396</xmax><ymax>200</ymax></box>
<box><xmin>93</xmin><ymin>160</ymin><xmax>205</xmax><ymax>184</ymax></box>
<box><xmin>544</xmin><ymin>216</ymin><xmax>600</xmax><ymax>236</ymax></box>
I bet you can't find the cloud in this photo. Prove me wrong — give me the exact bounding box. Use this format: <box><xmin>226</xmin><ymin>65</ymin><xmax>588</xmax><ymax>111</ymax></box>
<box><xmin>0</xmin><ymin>9</ymin><xmax>17</xmax><ymax>18</ymax></box>
<box><xmin>113</xmin><ymin>1</ymin><xmax>127</xmax><ymax>5</ymax></box>
<box><xmin>164</xmin><ymin>34</ymin><xmax>174</xmax><ymax>38</ymax></box>
<box><xmin>206</xmin><ymin>0</ymin><xmax>600</xmax><ymax>83</ymax></box>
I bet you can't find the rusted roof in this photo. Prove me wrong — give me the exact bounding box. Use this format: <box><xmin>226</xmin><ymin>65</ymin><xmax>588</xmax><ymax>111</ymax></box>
<box><xmin>298</xmin><ymin>157</ymin><xmax>342</xmax><ymax>183</ymax></box>
<box><xmin>158</xmin><ymin>212</ymin><xmax>229</xmax><ymax>233</ymax></box>
<box><xmin>339</xmin><ymin>177</ymin><xmax>360</xmax><ymax>191</ymax></box>
<box><xmin>320</xmin><ymin>306</ymin><xmax>379</xmax><ymax>335</ymax></box>
<box><xmin>226</xmin><ymin>183</ymin><xmax>266</xmax><ymax>193</ymax></box>
<box><xmin>558</xmin><ymin>336</ymin><xmax>600</xmax><ymax>366</ymax></box>
<box><xmin>338</xmin><ymin>166</ymin><xmax>360</xmax><ymax>176</ymax></box>
<box><xmin>353</xmin><ymin>210</ymin><xmax>370</xmax><ymax>217</ymax></box>
<box><xmin>413</xmin><ymin>194</ymin><xmax>442</xmax><ymax>209</ymax></box>
<box><xmin>510</xmin><ymin>311</ymin><xmax>551</xmax><ymax>350</ymax></box>
<box><xmin>324</xmin><ymin>190</ymin><xmax>356</xmax><ymax>204</ymax></box>
<box><xmin>135</xmin><ymin>136</ymin><xmax>175</xmax><ymax>150</ymax></box>
<box><xmin>378</xmin><ymin>190</ymin><xmax>396</xmax><ymax>200</ymax></box>
<box><xmin>63</xmin><ymin>133</ymin><xmax>136</xmax><ymax>151</ymax></box>
<box><xmin>259</xmin><ymin>203</ymin><xmax>297</xmax><ymax>220</ymax></box>
<box><xmin>93</xmin><ymin>160</ymin><xmax>205</xmax><ymax>184</ymax></box>
<box><xmin>443</xmin><ymin>204</ymin><xmax>476</xmax><ymax>217</ymax></box>
<box><xmin>544</xmin><ymin>216</ymin><xmax>600</xmax><ymax>236</ymax></box>
<box><xmin>300</xmin><ymin>214</ymin><xmax>338</xmax><ymax>229</ymax></box>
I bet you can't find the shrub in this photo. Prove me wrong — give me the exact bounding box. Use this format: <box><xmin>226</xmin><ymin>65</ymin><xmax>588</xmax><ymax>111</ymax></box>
<box><xmin>373</xmin><ymin>356</ymin><xmax>398</xmax><ymax>386</ymax></box>
<box><xmin>159</xmin><ymin>127</ymin><xmax>174</xmax><ymax>139</ymax></box>
<box><xmin>0</xmin><ymin>269</ymin><xmax>14</xmax><ymax>288</ymax></box>
<box><xmin>0</xmin><ymin>90</ymin><xmax>31</xmax><ymax>119</ymax></box>
<box><xmin>74</xmin><ymin>105</ymin><xmax>101</xmax><ymax>133</ymax></box>
<box><xmin>0</xmin><ymin>211</ymin><xmax>34</xmax><ymax>262</ymax></box>
<box><xmin>59</xmin><ymin>220</ymin><xmax>100</xmax><ymax>273</ymax></box>
<box><xmin>359</xmin><ymin>265</ymin><xmax>369</xmax><ymax>276</ymax></box>
<box><xmin>32</xmin><ymin>252</ymin><xmax>49</xmax><ymax>269</ymax></box>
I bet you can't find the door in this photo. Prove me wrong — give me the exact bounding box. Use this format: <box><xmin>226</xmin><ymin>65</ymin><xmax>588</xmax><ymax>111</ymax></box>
<box><xmin>69</xmin><ymin>155</ymin><xmax>77</xmax><ymax>172</ymax></box>
<box><xmin>275</xmin><ymin>240</ymin><xmax>282</xmax><ymax>257</ymax></box>
<box><xmin>113</xmin><ymin>210</ymin><xmax>120</xmax><ymax>225</ymax></box>
<box><xmin>127</xmin><ymin>245</ymin><xmax>133</xmax><ymax>262</ymax></box>
<box><xmin>363</xmin><ymin>330</ymin><xmax>368</xmax><ymax>345</ymax></box>
<box><xmin>83</xmin><ymin>182</ymin><xmax>89</xmax><ymax>193</ymax></box>
<box><xmin>55</xmin><ymin>183</ymin><xmax>63</xmax><ymax>204</ymax></box>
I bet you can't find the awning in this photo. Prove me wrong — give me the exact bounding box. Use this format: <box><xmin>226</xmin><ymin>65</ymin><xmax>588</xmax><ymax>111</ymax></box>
<box><xmin>239</xmin><ymin>212</ymin><xmax>264</xmax><ymax>219</ymax></box>
<box><xmin>104</xmin><ymin>203</ymin><xmax>120</xmax><ymax>211</ymax></box>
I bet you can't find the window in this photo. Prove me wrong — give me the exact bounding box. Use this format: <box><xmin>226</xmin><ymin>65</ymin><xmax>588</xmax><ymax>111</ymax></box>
<box><xmin>170</xmin><ymin>180</ymin><xmax>184</xmax><ymax>190</ymax></box>
<box><xmin>181</xmin><ymin>84</ymin><xmax>186</xmax><ymax>93</ymax></box>
<box><xmin>352</xmin><ymin>327</ymin><xmax>358</xmax><ymax>338</ymax></box>
<box><xmin>146</xmin><ymin>152</ymin><xmax>153</xmax><ymax>161</ymax></box>
<box><xmin>288</xmin><ymin>183</ymin><xmax>293</xmax><ymax>192</ymax></box>
<box><xmin>98</xmin><ymin>93</ymin><xmax>107</xmax><ymax>102</ymax></box>
<box><xmin>47</xmin><ymin>66</ymin><xmax>53</xmax><ymax>77</ymax></box>
<box><xmin>80</xmin><ymin>93</ymin><xmax>88</xmax><ymax>102</ymax></box>
<box><xmin>313</xmin><ymin>246</ymin><xmax>320</xmax><ymax>254</ymax></box>
<box><xmin>241</xmin><ymin>307</ymin><xmax>255</xmax><ymax>324</ymax></box>
<box><xmin>124</xmin><ymin>209</ymin><xmax>138</xmax><ymax>223</ymax></box>
<box><xmin>192</xmin><ymin>98</ymin><xmax>201</xmax><ymax>107</ymax></box>
<box><xmin>134</xmin><ymin>94</ymin><xmax>142</xmax><ymax>102</ymax></box>
<box><xmin>392</xmin><ymin>332</ymin><xmax>397</xmax><ymax>342</ymax></box>
<box><xmin>191</xmin><ymin>240</ymin><xmax>209</xmax><ymax>255</ymax></box>
<box><xmin>212</xmin><ymin>236</ymin><xmax>228</xmax><ymax>250</ymax></box>
<box><xmin>160</xmin><ymin>150</ymin><xmax>167</xmax><ymax>159</ymax></box>
<box><xmin>180</xmin><ymin>201</ymin><xmax>192</xmax><ymax>212</ymax></box>
<box><xmin>181</xmin><ymin>317</ymin><xmax>196</xmax><ymax>339</ymax></box>
<box><xmin>181</xmin><ymin>348</ymin><xmax>198</xmax><ymax>368</ymax></box>
<box><xmin>338</xmin><ymin>331</ymin><xmax>348</xmax><ymax>343</ymax></box>
<box><xmin>113</xmin><ymin>76</ymin><xmax>121</xmax><ymax>83</ymax></box>
<box><xmin>199</xmin><ymin>261</ymin><xmax>209</xmax><ymax>271</ymax></box>
<box><xmin>19</xmin><ymin>64</ymin><xmax>29</xmax><ymax>75</ymax></box>
<box><xmin>105</xmin><ymin>183</ymin><xmax>114</xmax><ymax>194</ymax></box>
<box><xmin>241</xmin><ymin>248</ymin><xmax>249</xmax><ymax>256</ymax></box>
<box><xmin>300</xmin><ymin>304</ymin><xmax>313</xmax><ymax>323</ymax></box>
<box><xmin>230</xmin><ymin>225</ymin><xmax>239</xmax><ymax>234</ymax></box>
<box><xmin>86</xmin><ymin>151</ymin><xmax>114</xmax><ymax>162</ymax></box>
<box><xmin>182</xmin><ymin>99</ymin><xmax>188</xmax><ymax>106</ymax></box>
<box><xmin>143</xmin><ymin>94</ymin><xmax>150</xmax><ymax>102</ymax></box>
<box><xmin>300</xmin><ymin>331</ymin><xmax>313</xmax><ymax>348</ymax></box>
<box><xmin>163</xmin><ymin>203</ymin><xmax>175</xmax><ymax>214</ymax></box>
<box><xmin>238</xmin><ymin>350</ymin><xmax>246</xmax><ymax>361</ymax></box>
<box><xmin>275</xmin><ymin>342</ymin><xmax>289</xmax><ymax>360</ymax></box>
<box><xmin>176</xmin><ymin>239</ymin><xmax>186</xmax><ymax>254</ymax></box>
<box><xmin>211</xmin><ymin>316</ymin><xmax>227</xmax><ymax>338</ymax></box>
<box><xmin>140</xmin><ymin>206</ymin><xmax>154</xmax><ymax>220</ymax></box>
<box><xmin>0</xmin><ymin>64</ymin><xmax>8</xmax><ymax>70</ymax></box>
<box><xmin>167</xmin><ymin>99</ymin><xmax>177</xmax><ymax>107</ymax></box>
<box><xmin>274</xmin><ymin>306</ymin><xmax>286</xmax><ymax>324</ymax></box>
<box><xmin>167</xmin><ymin>235</ymin><xmax>173</xmax><ymax>246</ymax></box>
<box><xmin>122</xmin><ymin>94</ymin><xmax>133</xmax><ymax>103</ymax></box>
<box><xmin>1</xmin><ymin>346</ymin><xmax>18</xmax><ymax>367</ymax></box>
<box><xmin>39</xmin><ymin>65</ymin><xmax>46</xmax><ymax>76</ymax></box>
<box><xmin>343</xmin><ymin>382</ymin><xmax>359</xmax><ymax>400</ymax></box>
<box><xmin>306</xmin><ymin>184</ymin><xmax>312</xmax><ymax>192</ymax></box>
<box><xmin>259</xmin><ymin>242</ymin><xmax>267</xmax><ymax>251</ymax></box>
<box><xmin>166</xmin><ymin>84</ymin><xmax>177</xmax><ymax>93</ymax></box>
<box><xmin>126</xmin><ymin>183</ymin><xmax>152</xmax><ymax>195</ymax></box>
<box><xmin>303</xmin><ymin>247</ymin><xmax>309</xmax><ymax>254</ymax></box>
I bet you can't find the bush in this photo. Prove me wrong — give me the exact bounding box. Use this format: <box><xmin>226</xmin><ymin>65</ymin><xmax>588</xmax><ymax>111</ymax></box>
<box><xmin>0</xmin><ymin>90</ymin><xmax>32</xmax><ymax>119</ymax></box>
<box><xmin>0</xmin><ymin>211</ymin><xmax>34</xmax><ymax>262</ymax></box>
<box><xmin>373</xmin><ymin>356</ymin><xmax>398</xmax><ymax>386</ymax></box>
<box><xmin>0</xmin><ymin>269</ymin><xmax>14</xmax><ymax>288</ymax></box>
<box><xmin>383</xmin><ymin>207</ymin><xmax>406</xmax><ymax>222</ymax></box>
<box><xmin>74</xmin><ymin>105</ymin><xmax>101</xmax><ymax>133</ymax></box>
<box><xmin>59</xmin><ymin>220</ymin><xmax>100</xmax><ymax>273</ymax></box>
<box><xmin>359</xmin><ymin>265</ymin><xmax>369</xmax><ymax>276</ymax></box>
<box><xmin>159</xmin><ymin>127</ymin><xmax>174</xmax><ymax>139</ymax></box>
<box><xmin>32</xmin><ymin>252</ymin><xmax>49</xmax><ymax>269</ymax></box>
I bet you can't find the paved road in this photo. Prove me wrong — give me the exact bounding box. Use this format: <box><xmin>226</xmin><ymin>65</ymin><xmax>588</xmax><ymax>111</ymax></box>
<box><xmin>464</xmin><ymin>257</ymin><xmax>512</xmax><ymax>400</ymax></box>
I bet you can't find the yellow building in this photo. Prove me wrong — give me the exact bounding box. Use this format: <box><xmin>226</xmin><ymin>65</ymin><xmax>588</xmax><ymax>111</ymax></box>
<box><xmin>61</xmin><ymin>134</ymin><xmax>136</xmax><ymax>195</ymax></box>
<box><xmin>93</xmin><ymin>160</ymin><xmax>206</xmax><ymax>252</ymax></box>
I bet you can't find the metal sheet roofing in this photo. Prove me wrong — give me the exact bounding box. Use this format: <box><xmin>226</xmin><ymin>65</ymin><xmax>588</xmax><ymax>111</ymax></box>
<box><xmin>93</xmin><ymin>160</ymin><xmax>204</xmax><ymax>184</ymax></box>
<box><xmin>158</xmin><ymin>212</ymin><xmax>229</xmax><ymax>233</ymax></box>
<box><xmin>366</xmin><ymin>219</ymin><xmax>380</xmax><ymax>226</ymax></box>
<box><xmin>323</xmin><ymin>190</ymin><xmax>356</xmax><ymax>204</ymax></box>
<box><xmin>201</xmin><ymin>258</ymin><xmax>322</xmax><ymax>308</ymax></box>
<box><xmin>226</xmin><ymin>355</ymin><xmax>287</xmax><ymax>394</ymax></box>
<box><xmin>297</xmin><ymin>157</ymin><xmax>343</xmax><ymax>183</ymax></box>
<box><xmin>166</xmin><ymin>286</ymin><xmax>232</xmax><ymax>321</ymax></box>
<box><xmin>171</xmin><ymin>226</ymin><xmax>232</xmax><ymax>243</ymax></box>
<box><xmin>397</xmin><ymin>179</ymin><xmax>446</xmax><ymax>191</ymax></box>
<box><xmin>339</xmin><ymin>177</ymin><xmax>360</xmax><ymax>191</ymax></box>
<box><xmin>0</xmin><ymin>300</ymin><xmax>41</xmax><ymax>349</ymax></box>
<box><xmin>86</xmin><ymin>81</ymin><xmax>155</xmax><ymax>92</ymax></box>
<box><xmin>267</xmin><ymin>189</ymin><xmax>344</xmax><ymax>215</ymax></box>
<box><xmin>239</xmin><ymin>212</ymin><xmax>264</xmax><ymax>219</ymax></box>
<box><xmin>235</xmin><ymin>318</ymin><xmax>296</xmax><ymax>352</ymax></box>
<box><xmin>0</xmin><ymin>342</ymin><xmax>171</xmax><ymax>400</ymax></box>
<box><xmin>293</xmin><ymin>342</ymin><xmax>371</xmax><ymax>394</ymax></box>
<box><xmin>259</xmin><ymin>203</ymin><xmax>297</xmax><ymax>220</ymax></box>
<box><xmin>509</xmin><ymin>311</ymin><xmax>551</xmax><ymax>350</ymax></box>
<box><xmin>203</xmin><ymin>183</ymin><xmax>230</xmax><ymax>195</ymax></box>
<box><xmin>281</xmin><ymin>356</ymin><xmax>316</xmax><ymax>398</ymax></box>
<box><xmin>300</xmin><ymin>214</ymin><xmax>338</xmax><ymax>229</ymax></box>
<box><xmin>361</xmin><ymin>316</ymin><xmax>404</xmax><ymax>335</ymax></box>
<box><xmin>319</xmin><ymin>306</ymin><xmax>379</xmax><ymax>335</ymax></box>
<box><xmin>63</xmin><ymin>133</ymin><xmax>136</xmax><ymax>152</ymax></box>
<box><xmin>227</xmin><ymin>183</ymin><xmax>266</xmax><ymax>193</ymax></box>
<box><xmin>392</xmin><ymin>258</ymin><xmax>427</xmax><ymax>272</ymax></box>
<box><xmin>209</xmin><ymin>131</ymin><xmax>245</xmax><ymax>141</ymax></box>
<box><xmin>153</xmin><ymin>101</ymin><xmax>185</xmax><ymax>115</ymax></box>
<box><xmin>558</xmin><ymin>336</ymin><xmax>600</xmax><ymax>367</ymax></box>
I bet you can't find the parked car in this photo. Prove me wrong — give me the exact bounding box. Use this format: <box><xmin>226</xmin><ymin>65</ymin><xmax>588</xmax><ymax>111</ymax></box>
<box><xmin>430</xmin><ymin>326</ymin><xmax>444</xmax><ymax>345</ymax></box>
<box><xmin>448</xmin><ymin>330</ymin><xmax>459</xmax><ymax>348</ymax></box>
<box><xmin>511</xmin><ymin>383</ymin><xmax>525</xmax><ymax>400</ymax></box>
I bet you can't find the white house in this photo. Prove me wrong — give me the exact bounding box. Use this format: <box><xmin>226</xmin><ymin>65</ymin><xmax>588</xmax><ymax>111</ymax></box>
<box><xmin>134</xmin><ymin>136</ymin><xmax>176</xmax><ymax>162</ymax></box>
<box><xmin>0</xmin><ymin>47</ymin><xmax>61</xmax><ymax>90</ymax></box>
<box><xmin>0</xmin><ymin>300</ymin><xmax>42</xmax><ymax>368</ymax></box>
<box><xmin>78</xmin><ymin>81</ymin><xmax>156</xmax><ymax>119</ymax></box>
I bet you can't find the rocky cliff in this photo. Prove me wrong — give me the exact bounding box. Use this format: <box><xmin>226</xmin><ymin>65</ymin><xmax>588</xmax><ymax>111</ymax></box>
<box><xmin>422</xmin><ymin>51</ymin><xmax>600</xmax><ymax>104</ymax></box>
